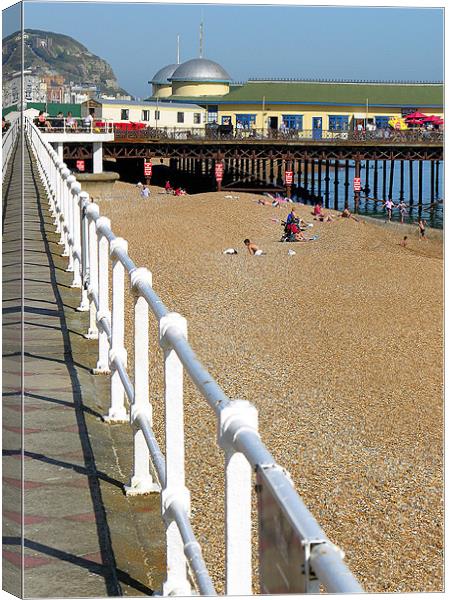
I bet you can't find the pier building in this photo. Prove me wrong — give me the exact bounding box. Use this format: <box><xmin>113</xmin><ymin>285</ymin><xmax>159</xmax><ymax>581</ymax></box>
<box><xmin>149</xmin><ymin>57</ymin><xmax>443</xmax><ymax>133</ymax></box>
<box><xmin>80</xmin><ymin>98</ymin><xmax>207</xmax><ymax>130</ymax></box>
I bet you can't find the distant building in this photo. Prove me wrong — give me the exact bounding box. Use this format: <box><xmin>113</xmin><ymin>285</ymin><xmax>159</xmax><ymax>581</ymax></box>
<box><xmin>2</xmin><ymin>72</ymin><xmax>47</xmax><ymax>107</ymax></box>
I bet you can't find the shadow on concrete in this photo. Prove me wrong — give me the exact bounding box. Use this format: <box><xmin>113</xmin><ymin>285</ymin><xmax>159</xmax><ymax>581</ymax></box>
<box><xmin>26</xmin><ymin>142</ymin><xmax>126</xmax><ymax>596</ymax></box>
<box><xmin>3</xmin><ymin>449</ymin><xmax>124</xmax><ymax>491</ymax></box>
<box><xmin>3</xmin><ymin>537</ymin><xmax>154</xmax><ymax>595</ymax></box>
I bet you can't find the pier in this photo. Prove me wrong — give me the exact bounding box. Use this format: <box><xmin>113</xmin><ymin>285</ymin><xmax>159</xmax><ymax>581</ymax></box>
<box><xmin>54</xmin><ymin>127</ymin><xmax>443</xmax><ymax>216</ymax></box>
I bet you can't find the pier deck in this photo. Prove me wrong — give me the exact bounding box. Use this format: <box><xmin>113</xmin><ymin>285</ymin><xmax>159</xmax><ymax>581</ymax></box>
<box><xmin>2</xmin><ymin>138</ymin><xmax>165</xmax><ymax>597</ymax></box>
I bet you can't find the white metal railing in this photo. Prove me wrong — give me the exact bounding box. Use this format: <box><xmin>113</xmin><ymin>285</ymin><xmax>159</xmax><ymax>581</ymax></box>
<box><xmin>2</xmin><ymin>115</ymin><xmax>20</xmax><ymax>180</ymax></box>
<box><xmin>35</xmin><ymin>116</ymin><xmax>115</xmax><ymax>134</ymax></box>
<box><xmin>25</xmin><ymin>115</ymin><xmax>364</xmax><ymax>596</ymax></box>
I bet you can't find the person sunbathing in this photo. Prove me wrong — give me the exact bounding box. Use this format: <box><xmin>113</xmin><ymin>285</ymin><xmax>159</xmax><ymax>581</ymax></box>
<box><xmin>244</xmin><ymin>239</ymin><xmax>265</xmax><ymax>255</ymax></box>
<box><xmin>312</xmin><ymin>203</ymin><xmax>323</xmax><ymax>217</ymax></box>
<box><xmin>339</xmin><ymin>207</ymin><xmax>359</xmax><ymax>222</ymax></box>
<box><xmin>318</xmin><ymin>211</ymin><xmax>334</xmax><ymax>222</ymax></box>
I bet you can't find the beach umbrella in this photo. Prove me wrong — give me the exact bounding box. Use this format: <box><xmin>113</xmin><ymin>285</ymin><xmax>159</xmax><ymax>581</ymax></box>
<box><xmin>404</xmin><ymin>111</ymin><xmax>427</xmax><ymax>120</ymax></box>
<box><xmin>406</xmin><ymin>118</ymin><xmax>426</xmax><ymax>126</ymax></box>
<box><xmin>422</xmin><ymin>115</ymin><xmax>443</xmax><ymax>124</ymax></box>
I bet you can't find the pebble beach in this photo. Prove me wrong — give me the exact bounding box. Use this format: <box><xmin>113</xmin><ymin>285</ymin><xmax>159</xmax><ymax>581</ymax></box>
<box><xmin>99</xmin><ymin>181</ymin><xmax>443</xmax><ymax>594</ymax></box>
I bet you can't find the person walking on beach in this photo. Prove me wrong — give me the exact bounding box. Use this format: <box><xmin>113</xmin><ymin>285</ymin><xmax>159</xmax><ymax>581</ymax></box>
<box><xmin>244</xmin><ymin>239</ymin><xmax>265</xmax><ymax>255</ymax></box>
<box><xmin>415</xmin><ymin>219</ymin><xmax>427</xmax><ymax>241</ymax></box>
<box><xmin>398</xmin><ymin>200</ymin><xmax>408</xmax><ymax>224</ymax></box>
<box><xmin>384</xmin><ymin>198</ymin><xmax>394</xmax><ymax>221</ymax></box>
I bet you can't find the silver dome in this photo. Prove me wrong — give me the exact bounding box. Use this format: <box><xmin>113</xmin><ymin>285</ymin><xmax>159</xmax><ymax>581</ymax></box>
<box><xmin>170</xmin><ymin>58</ymin><xmax>231</xmax><ymax>82</ymax></box>
<box><xmin>151</xmin><ymin>64</ymin><xmax>178</xmax><ymax>85</ymax></box>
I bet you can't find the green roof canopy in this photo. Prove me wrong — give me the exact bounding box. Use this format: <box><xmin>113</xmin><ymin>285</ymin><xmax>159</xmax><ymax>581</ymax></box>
<box><xmin>157</xmin><ymin>80</ymin><xmax>444</xmax><ymax>108</ymax></box>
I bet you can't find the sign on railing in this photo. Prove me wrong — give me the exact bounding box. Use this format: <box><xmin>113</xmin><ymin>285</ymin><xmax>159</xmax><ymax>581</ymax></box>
<box><xmin>25</xmin><ymin>115</ymin><xmax>364</xmax><ymax>596</ymax></box>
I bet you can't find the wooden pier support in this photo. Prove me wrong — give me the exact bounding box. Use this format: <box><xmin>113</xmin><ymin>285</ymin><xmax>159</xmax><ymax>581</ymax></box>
<box><xmin>418</xmin><ymin>161</ymin><xmax>423</xmax><ymax>213</ymax></box>
<box><xmin>409</xmin><ymin>160</ymin><xmax>414</xmax><ymax>206</ymax></box>
<box><xmin>364</xmin><ymin>159</ymin><xmax>369</xmax><ymax>194</ymax></box>
<box><xmin>334</xmin><ymin>160</ymin><xmax>339</xmax><ymax>210</ymax></box>
<box><xmin>317</xmin><ymin>159</ymin><xmax>322</xmax><ymax>200</ymax></box>
<box><xmin>324</xmin><ymin>160</ymin><xmax>330</xmax><ymax>208</ymax></box>
<box><xmin>303</xmin><ymin>158</ymin><xmax>309</xmax><ymax>191</ymax></box>
<box><xmin>435</xmin><ymin>160</ymin><xmax>440</xmax><ymax>198</ymax></box>
<box><xmin>430</xmin><ymin>160</ymin><xmax>435</xmax><ymax>202</ymax></box>
<box><xmin>344</xmin><ymin>160</ymin><xmax>349</xmax><ymax>208</ymax></box>
<box><xmin>399</xmin><ymin>160</ymin><xmax>405</xmax><ymax>201</ymax></box>
<box><xmin>297</xmin><ymin>159</ymin><xmax>302</xmax><ymax>193</ymax></box>
<box><xmin>382</xmin><ymin>160</ymin><xmax>387</xmax><ymax>200</ymax></box>
<box><xmin>388</xmin><ymin>159</ymin><xmax>395</xmax><ymax>200</ymax></box>
<box><xmin>311</xmin><ymin>159</ymin><xmax>315</xmax><ymax>197</ymax></box>
<box><xmin>277</xmin><ymin>159</ymin><xmax>283</xmax><ymax>186</ymax></box>
<box><xmin>373</xmin><ymin>160</ymin><xmax>378</xmax><ymax>199</ymax></box>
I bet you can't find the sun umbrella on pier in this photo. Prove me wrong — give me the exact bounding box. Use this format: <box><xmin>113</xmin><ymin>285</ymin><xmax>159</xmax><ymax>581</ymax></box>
<box><xmin>422</xmin><ymin>115</ymin><xmax>444</xmax><ymax>124</ymax></box>
<box><xmin>406</xmin><ymin>118</ymin><xmax>426</xmax><ymax>126</ymax></box>
<box><xmin>404</xmin><ymin>111</ymin><xmax>427</xmax><ymax>121</ymax></box>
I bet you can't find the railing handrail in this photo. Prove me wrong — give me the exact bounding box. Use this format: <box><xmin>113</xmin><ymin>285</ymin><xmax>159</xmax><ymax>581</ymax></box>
<box><xmin>25</xmin><ymin>115</ymin><xmax>364</xmax><ymax>595</ymax></box>
<box><xmin>2</xmin><ymin>116</ymin><xmax>20</xmax><ymax>180</ymax></box>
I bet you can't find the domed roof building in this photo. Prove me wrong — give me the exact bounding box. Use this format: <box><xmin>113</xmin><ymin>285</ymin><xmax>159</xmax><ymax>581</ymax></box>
<box><xmin>168</xmin><ymin>58</ymin><xmax>232</xmax><ymax>98</ymax></box>
<box><xmin>170</xmin><ymin>58</ymin><xmax>231</xmax><ymax>83</ymax></box>
<box><xmin>151</xmin><ymin>63</ymin><xmax>179</xmax><ymax>98</ymax></box>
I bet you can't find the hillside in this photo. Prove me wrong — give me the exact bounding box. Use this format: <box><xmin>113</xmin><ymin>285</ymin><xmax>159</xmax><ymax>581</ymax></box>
<box><xmin>2</xmin><ymin>29</ymin><xmax>129</xmax><ymax>95</ymax></box>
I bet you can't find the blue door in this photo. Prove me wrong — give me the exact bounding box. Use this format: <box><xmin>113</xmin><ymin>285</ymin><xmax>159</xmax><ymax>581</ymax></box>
<box><xmin>313</xmin><ymin>117</ymin><xmax>322</xmax><ymax>139</ymax></box>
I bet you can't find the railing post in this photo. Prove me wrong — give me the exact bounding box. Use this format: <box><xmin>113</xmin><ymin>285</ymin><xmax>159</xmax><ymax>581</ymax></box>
<box><xmin>125</xmin><ymin>267</ymin><xmax>160</xmax><ymax>494</ymax></box>
<box><xmin>93</xmin><ymin>216</ymin><xmax>111</xmax><ymax>374</ymax></box>
<box><xmin>70</xmin><ymin>181</ymin><xmax>82</xmax><ymax>288</ymax></box>
<box><xmin>64</xmin><ymin>174</ymin><xmax>76</xmax><ymax>266</ymax></box>
<box><xmin>77</xmin><ymin>191</ymin><xmax>90</xmax><ymax>311</ymax></box>
<box><xmin>104</xmin><ymin>237</ymin><xmax>129</xmax><ymax>422</ymax></box>
<box><xmin>85</xmin><ymin>203</ymin><xmax>100</xmax><ymax>340</ymax></box>
<box><xmin>53</xmin><ymin>159</ymin><xmax>64</xmax><ymax>233</ymax></box>
<box><xmin>218</xmin><ymin>400</ymin><xmax>258</xmax><ymax>595</ymax></box>
<box><xmin>159</xmin><ymin>312</ymin><xmax>192</xmax><ymax>596</ymax></box>
<box><xmin>59</xmin><ymin>167</ymin><xmax>71</xmax><ymax>247</ymax></box>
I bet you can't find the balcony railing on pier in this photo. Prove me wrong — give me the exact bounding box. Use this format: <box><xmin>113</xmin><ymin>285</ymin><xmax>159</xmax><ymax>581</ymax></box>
<box><xmin>113</xmin><ymin>125</ymin><xmax>443</xmax><ymax>144</ymax></box>
<box><xmin>36</xmin><ymin>118</ymin><xmax>443</xmax><ymax>145</ymax></box>
<box><xmin>34</xmin><ymin>116</ymin><xmax>114</xmax><ymax>134</ymax></box>
<box><xmin>25</xmin><ymin>114</ymin><xmax>364</xmax><ymax>596</ymax></box>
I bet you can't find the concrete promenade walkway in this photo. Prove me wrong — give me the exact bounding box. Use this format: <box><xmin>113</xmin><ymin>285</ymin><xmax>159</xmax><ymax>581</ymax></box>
<box><xmin>2</xmin><ymin>138</ymin><xmax>165</xmax><ymax>597</ymax></box>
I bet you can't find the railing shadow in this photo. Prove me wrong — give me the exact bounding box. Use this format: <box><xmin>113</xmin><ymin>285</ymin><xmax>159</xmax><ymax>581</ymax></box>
<box><xmin>2</xmin><ymin>537</ymin><xmax>154</xmax><ymax>595</ymax></box>
<box><xmin>25</xmin><ymin>140</ymin><xmax>128</xmax><ymax>595</ymax></box>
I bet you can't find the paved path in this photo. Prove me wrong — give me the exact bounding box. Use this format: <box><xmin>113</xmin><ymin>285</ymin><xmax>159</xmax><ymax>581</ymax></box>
<box><xmin>3</xmin><ymin>137</ymin><xmax>165</xmax><ymax>597</ymax></box>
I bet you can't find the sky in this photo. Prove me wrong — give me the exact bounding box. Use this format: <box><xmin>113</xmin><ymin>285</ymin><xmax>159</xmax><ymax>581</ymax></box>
<box><xmin>2</xmin><ymin>1</ymin><xmax>445</xmax><ymax>99</ymax></box>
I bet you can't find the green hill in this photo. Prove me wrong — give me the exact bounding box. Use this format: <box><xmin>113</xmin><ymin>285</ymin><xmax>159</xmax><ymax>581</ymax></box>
<box><xmin>2</xmin><ymin>29</ymin><xmax>129</xmax><ymax>96</ymax></box>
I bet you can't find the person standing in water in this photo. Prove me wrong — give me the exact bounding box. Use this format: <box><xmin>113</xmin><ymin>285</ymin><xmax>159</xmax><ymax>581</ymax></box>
<box><xmin>384</xmin><ymin>198</ymin><xmax>394</xmax><ymax>221</ymax></box>
<box><xmin>415</xmin><ymin>219</ymin><xmax>427</xmax><ymax>241</ymax></box>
